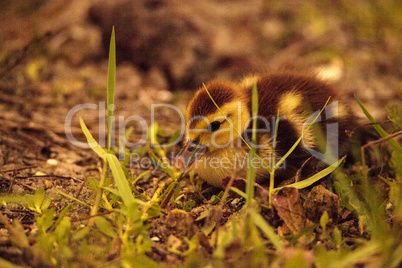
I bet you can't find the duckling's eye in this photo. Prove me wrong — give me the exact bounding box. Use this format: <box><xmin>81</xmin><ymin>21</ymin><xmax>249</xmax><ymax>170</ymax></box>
<box><xmin>207</xmin><ymin>121</ymin><xmax>222</xmax><ymax>132</ymax></box>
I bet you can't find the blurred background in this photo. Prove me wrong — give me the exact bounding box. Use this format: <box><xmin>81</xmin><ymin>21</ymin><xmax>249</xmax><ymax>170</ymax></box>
<box><xmin>0</xmin><ymin>0</ymin><xmax>400</xmax><ymax>171</ymax></box>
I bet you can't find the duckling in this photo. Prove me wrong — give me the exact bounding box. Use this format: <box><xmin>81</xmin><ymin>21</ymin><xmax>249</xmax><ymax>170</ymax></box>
<box><xmin>176</xmin><ymin>73</ymin><xmax>354</xmax><ymax>187</ymax></box>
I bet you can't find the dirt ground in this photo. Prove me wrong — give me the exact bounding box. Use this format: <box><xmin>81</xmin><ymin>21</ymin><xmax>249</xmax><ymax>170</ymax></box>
<box><xmin>0</xmin><ymin>0</ymin><xmax>401</xmax><ymax>266</ymax></box>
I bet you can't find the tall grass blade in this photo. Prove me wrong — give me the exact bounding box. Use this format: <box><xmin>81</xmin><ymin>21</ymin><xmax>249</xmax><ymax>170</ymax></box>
<box><xmin>79</xmin><ymin>118</ymin><xmax>106</xmax><ymax>160</ymax></box>
<box><xmin>107</xmin><ymin>27</ymin><xmax>116</xmax><ymax>152</ymax></box>
<box><xmin>80</xmin><ymin>118</ymin><xmax>135</xmax><ymax>206</ymax></box>
<box><xmin>105</xmin><ymin>154</ymin><xmax>135</xmax><ymax>206</ymax></box>
<box><xmin>268</xmin><ymin>111</ymin><xmax>281</xmax><ymax>206</ymax></box>
<box><xmin>80</xmin><ymin>117</ymin><xmax>108</xmax><ymax>226</ymax></box>
<box><xmin>246</xmin><ymin>83</ymin><xmax>258</xmax><ymax>204</ymax></box>
<box><xmin>229</xmin><ymin>187</ymin><xmax>248</xmax><ymax>199</ymax></box>
<box><xmin>176</xmin><ymin>146</ymin><xmax>200</xmax><ymax>181</ymax></box>
<box><xmin>56</xmin><ymin>189</ymin><xmax>92</xmax><ymax>208</ymax></box>
<box><xmin>102</xmin><ymin>186</ymin><xmax>146</xmax><ymax>205</ymax></box>
<box><xmin>272</xmin><ymin>110</ymin><xmax>280</xmax><ymax>168</ymax></box>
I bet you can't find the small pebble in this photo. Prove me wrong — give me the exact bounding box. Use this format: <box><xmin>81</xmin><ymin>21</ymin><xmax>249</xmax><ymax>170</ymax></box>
<box><xmin>46</xmin><ymin>159</ymin><xmax>59</xmax><ymax>166</ymax></box>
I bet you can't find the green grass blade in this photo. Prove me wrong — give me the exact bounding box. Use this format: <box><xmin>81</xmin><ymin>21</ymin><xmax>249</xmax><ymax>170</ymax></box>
<box><xmin>250</xmin><ymin>210</ymin><xmax>284</xmax><ymax>250</ymax></box>
<box><xmin>269</xmin><ymin>111</ymin><xmax>281</xmax><ymax>206</ymax></box>
<box><xmin>251</xmin><ymin>83</ymin><xmax>259</xmax><ymax>127</ymax></box>
<box><xmin>79</xmin><ymin>117</ymin><xmax>106</xmax><ymax>160</ymax></box>
<box><xmin>176</xmin><ymin>146</ymin><xmax>201</xmax><ymax>181</ymax></box>
<box><xmin>55</xmin><ymin>189</ymin><xmax>92</xmax><ymax>208</ymax></box>
<box><xmin>246</xmin><ymin>83</ymin><xmax>258</xmax><ymax>204</ymax></box>
<box><xmin>149</xmin><ymin>122</ymin><xmax>158</xmax><ymax>146</ymax></box>
<box><xmin>274</xmin><ymin>157</ymin><xmax>344</xmax><ymax>192</ymax></box>
<box><xmin>102</xmin><ymin>186</ymin><xmax>147</xmax><ymax>206</ymax></box>
<box><xmin>245</xmin><ymin>144</ymin><xmax>256</xmax><ymax>203</ymax></box>
<box><xmin>355</xmin><ymin>95</ymin><xmax>402</xmax><ymax>154</ymax></box>
<box><xmin>107</xmin><ymin>27</ymin><xmax>116</xmax><ymax>152</ymax></box>
<box><xmin>229</xmin><ymin>187</ymin><xmax>248</xmax><ymax>199</ymax></box>
<box><xmin>149</xmin><ymin>152</ymin><xmax>177</xmax><ymax>180</ymax></box>
<box><xmin>105</xmin><ymin>153</ymin><xmax>135</xmax><ymax>206</ymax></box>
<box><xmin>272</xmin><ymin>110</ymin><xmax>280</xmax><ymax>168</ymax></box>
<box><xmin>101</xmin><ymin>186</ymin><xmax>122</xmax><ymax>198</ymax></box>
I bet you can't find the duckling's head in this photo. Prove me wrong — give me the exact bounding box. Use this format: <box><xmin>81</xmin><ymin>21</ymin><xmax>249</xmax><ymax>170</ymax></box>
<box><xmin>185</xmin><ymin>81</ymin><xmax>250</xmax><ymax>151</ymax></box>
<box><xmin>174</xmin><ymin>81</ymin><xmax>251</xmax><ymax>184</ymax></box>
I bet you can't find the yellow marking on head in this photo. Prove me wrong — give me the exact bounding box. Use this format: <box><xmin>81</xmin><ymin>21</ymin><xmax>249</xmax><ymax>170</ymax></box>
<box><xmin>279</xmin><ymin>91</ymin><xmax>302</xmax><ymax>112</ymax></box>
<box><xmin>186</xmin><ymin>100</ymin><xmax>250</xmax><ymax>150</ymax></box>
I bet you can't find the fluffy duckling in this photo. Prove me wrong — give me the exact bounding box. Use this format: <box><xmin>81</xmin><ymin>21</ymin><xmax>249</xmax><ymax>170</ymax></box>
<box><xmin>176</xmin><ymin>73</ymin><xmax>353</xmax><ymax>187</ymax></box>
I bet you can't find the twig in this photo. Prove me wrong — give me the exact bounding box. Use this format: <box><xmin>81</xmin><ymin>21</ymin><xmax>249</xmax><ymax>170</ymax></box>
<box><xmin>14</xmin><ymin>175</ymin><xmax>83</xmax><ymax>182</ymax></box>
<box><xmin>361</xmin><ymin>130</ymin><xmax>402</xmax><ymax>151</ymax></box>
<box><xmin>361</xmin><ymin>130</ymin><xmax>402</xmax><ymax>168</ymax></box>
<box><xmin>160</xmin><ymin>181</ymin><xmax>178</xmax><ymax>209</ymax></box>
<box><xmin>75</xmin><ymin>179</ymin><xmax>87</xmax><ymax>199</ymax></box>
<box><xmin>0</xmin><ymin>176</ymin><xmax>36</xmax><ymax>191</ymax></box>
<box><xmin>0</xmin><ymin>166</ymin><xmax>37</xmax><ymax>174</ymax></box>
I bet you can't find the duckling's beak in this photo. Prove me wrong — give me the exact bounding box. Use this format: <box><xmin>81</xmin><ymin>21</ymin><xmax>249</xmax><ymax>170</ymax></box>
<box><xmin>174</xmin><ymin>140</ymin><xmax>208</xmax><ymax>173</ymax></box>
